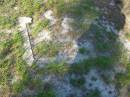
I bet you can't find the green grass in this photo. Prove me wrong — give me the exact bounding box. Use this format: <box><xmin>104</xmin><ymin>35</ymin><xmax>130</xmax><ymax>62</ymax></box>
<box><xmin>115</xmin><ymin>59</ymin><xmax>130</xmax><ymax>93</ymax></box>
<box><xmin>0</xmin><ymin>0</ymin><xmax>16</xmax><ymax>14</ymax></box>
<box><xmin>45</xmin><ymin>0</ymin><xmax>100</xmax><ymax>18</ymax></box>
<box><xmin>0</xmin><ymin>0</ymin><xmax>100</xmax><ymax>31</ymax></box>
<box><xmin>0</xmin><ymin>16</ymin><xmax>16</xmax><ymax>29</ymax></box>
<box><xmin>37</xmin><ymin>62</ymin><xmax>69</xmax><ymax>76</ymax></box>
<box><xmin>0</xmin><ymin>32</ymin><xmax>30</xmax><ymax>95</ymax></box>
<box><xmin>0</xmin><ymin>40</ymin><xmax>12</xmax><ymax>59</ymax></box>
<box><xmin>0</xmin><ymin>0</ymin><xmax>45</xmax><ymax>30</ymax></box>
<box><xmin>70</xmin><ymin>56</ymin><xmax>114</xmax><ymax>74</ymax></box>
<box><xmin>19</xmin><ymin>0</ymin><xmax>44</xmax><ymax>16</ymax></box>
<box><xmin>0</xmin><ymin>35</ymin><xmax>15</xmax><ymax>86</ymax></box>
<box><xmin>34</xmin><ymin>41</ymin><xmax>60</xmax><ymax>57</ymax></box>
<box><xmin>0</xmin><ymin>0</ymin><xmax>129</xmax><ymax>96</ymax></box>
<box><xmin>31</xmin><ymin>19</ymin><xmax>49</xmax><ymax>37</ymax></box>
<box><xmin>12</xmin><ymin>71</ymin><xmax>30</xmax><ymax>94</ymax></box>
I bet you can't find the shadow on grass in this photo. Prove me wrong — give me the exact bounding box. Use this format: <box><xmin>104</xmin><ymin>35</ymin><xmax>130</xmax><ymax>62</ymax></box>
<box><xmin>5</xmin><ymin>0</ymin><xmax>130</xmax><ymax>97</ymax></box>
<box><xmin>70</xmin><ymin>0</ymin><xmax>126</xmax><ymax>72</ymax></box>
<box><xmin>32</xmin><ymin>0</ymin><xmax>128</xmax><ymax>97</ymax></box>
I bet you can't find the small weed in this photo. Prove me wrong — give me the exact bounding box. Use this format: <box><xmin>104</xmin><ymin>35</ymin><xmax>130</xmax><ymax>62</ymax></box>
<box><xmin>35</xmin><ymin>83</ymin><xmax>56</xmax><ymax>97</ymax></box>
<box><xmin>70</xmin><ymin>59</ymin><xmax>93</xmax><ymax>74</ymax></box>
<box><xmin>91</xmin><ymin>76</ymin><xmax>97</xmax><ymax>81</ymax></box>
<box><xmin>35</xmin><ymin>90</ymin><xmax>56</xmax><ymax>97</ymax></box>
<box><xmin>86</xmin><ymin>90</ymin><xmax>101</xmax><ymax>97</ymax></box>
<box><xmin>79</xmin><ymin>47</ymin><xmax>86</xmax><ymax>54</ymax></box>
<box><xmin>94</xmin><ymin>56</ymin><xmax>113</xmax><ymax>69</ymax></box>
<box><xmin>101</xmin><ymin>74</ymin><xmax>111</xmax><ymax>84</ymax></box>
<box><xmin>70</xmin><ymin>76</ymin><xmax>85</xmax><ymax>87</ymax></box>
<box><xmin>70</xmin><ymin>56</ymin><xmax>114</xmax><ymax>74</ymax></box>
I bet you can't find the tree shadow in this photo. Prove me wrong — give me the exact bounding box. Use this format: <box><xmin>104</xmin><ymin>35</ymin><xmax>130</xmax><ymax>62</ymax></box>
<box><xmin>63</xmin><ymin>0</ymin><xmax>128</xmax><ymax>97</ymax></box>
<box><xmin>10</xmin><ymin>0</ymin><xmax>128</xmax><ymax>97</ymax></box>
<box><xmin>71</xmin><ymin>0</ymin><xmax>126</xmax><ymax>70</ymax></box>
<box><xmin>29</xmin><ymin>0</ymin><xmax>127</xmax><ymax>97</ymax></box>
